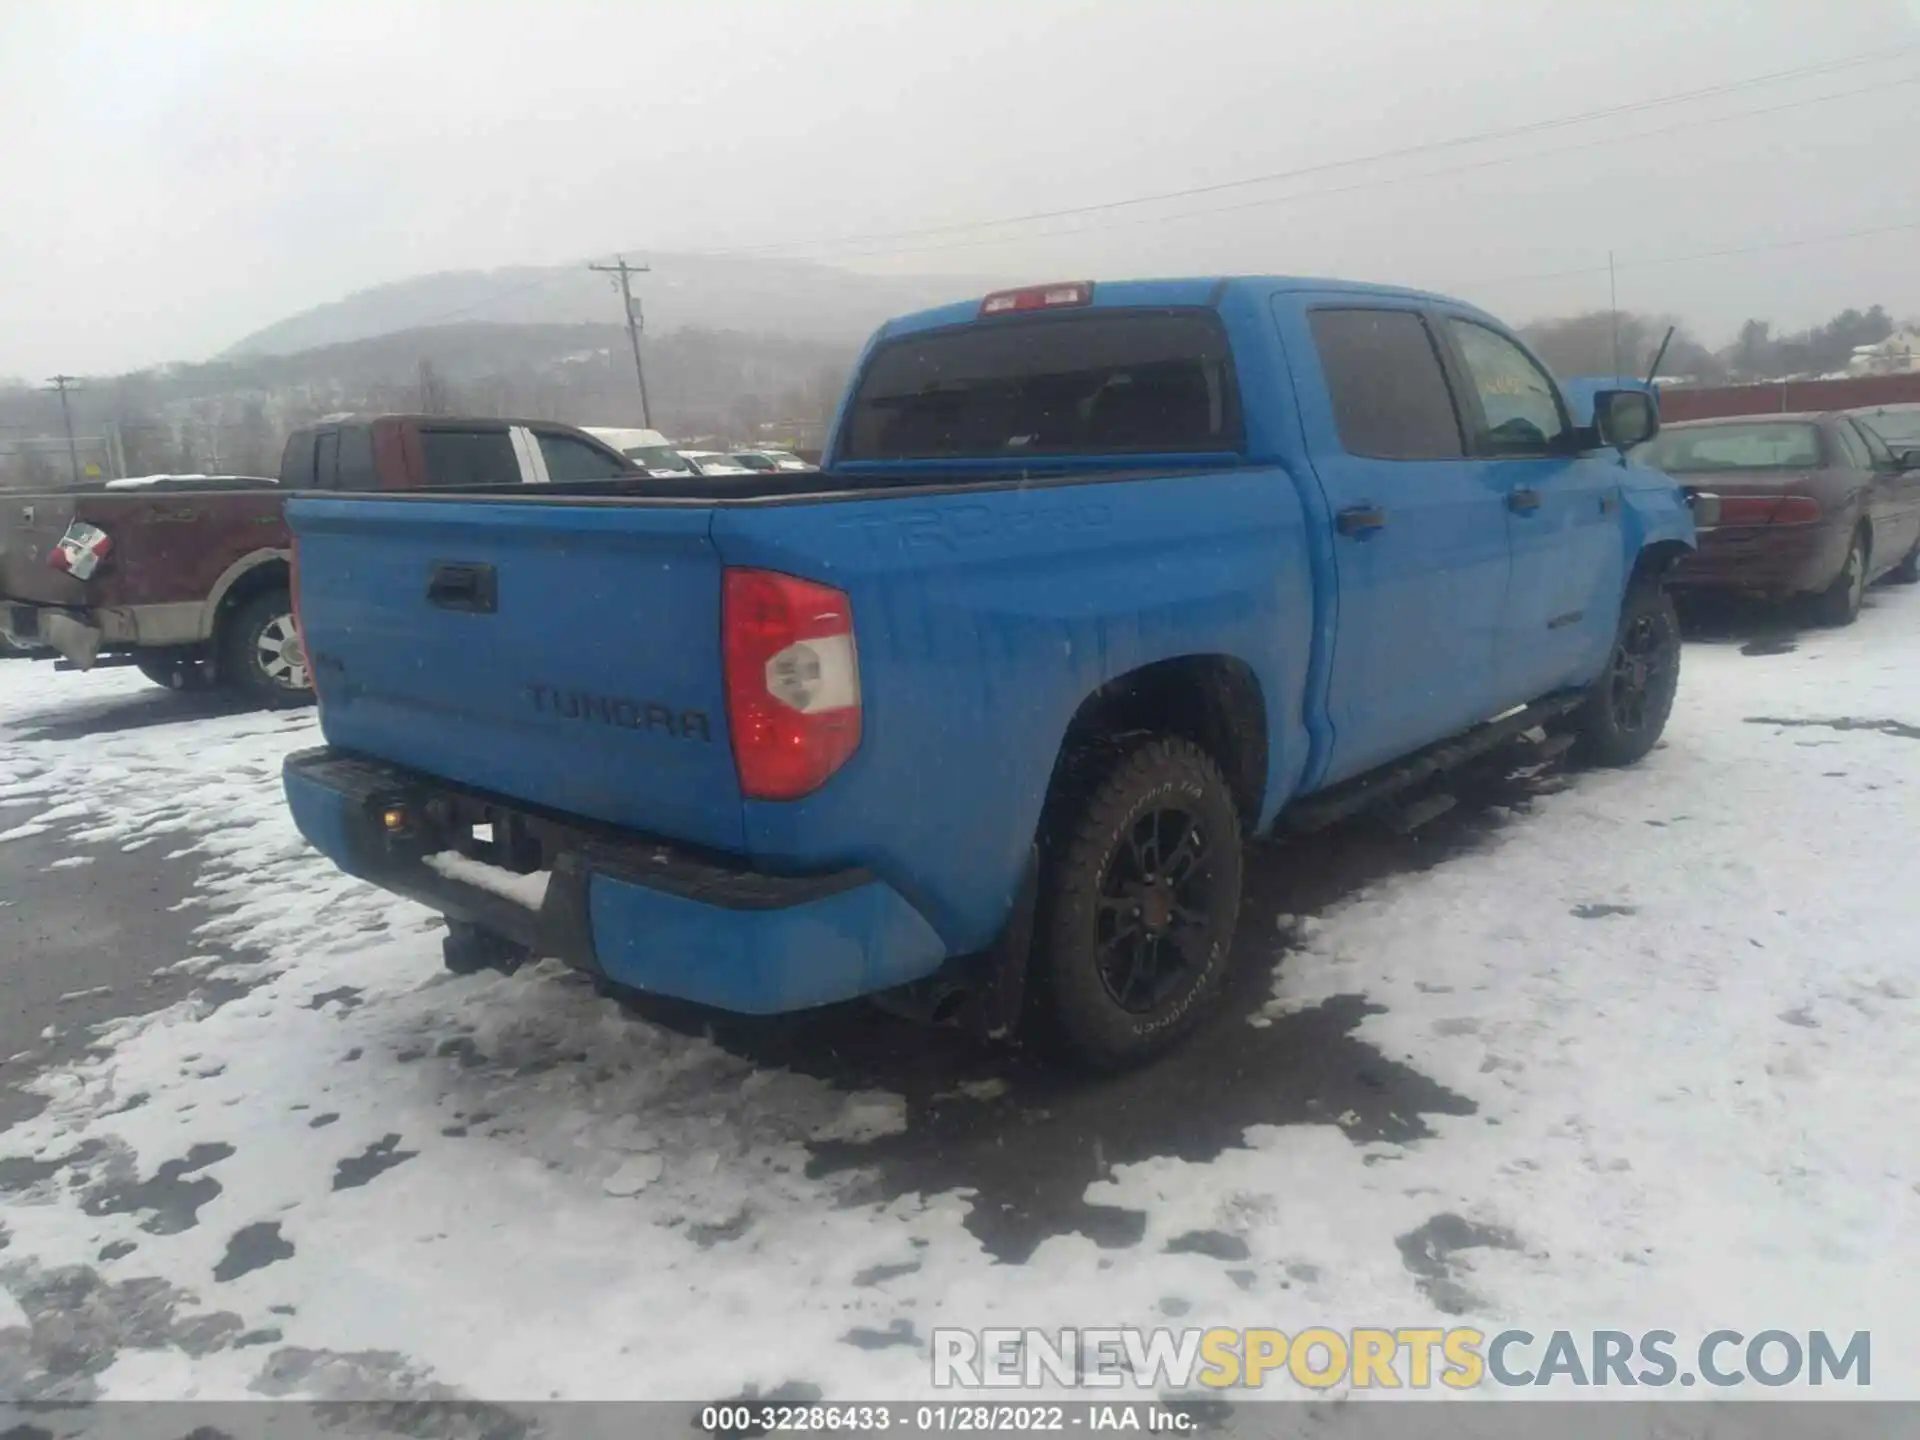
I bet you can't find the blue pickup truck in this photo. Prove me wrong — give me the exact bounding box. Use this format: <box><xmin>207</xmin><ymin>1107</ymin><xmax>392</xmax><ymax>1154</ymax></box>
<box><xmin>281</xmin><ymin>276</ymin><xmax>1695</xmax><ymax>1069</ymax></box>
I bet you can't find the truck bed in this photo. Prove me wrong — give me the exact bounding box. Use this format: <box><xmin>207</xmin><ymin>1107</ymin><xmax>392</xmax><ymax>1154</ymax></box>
<box><xmin>290</xmin><ymin>460</ymin><xmax>1222</xmax><ymax>507</ymax></box>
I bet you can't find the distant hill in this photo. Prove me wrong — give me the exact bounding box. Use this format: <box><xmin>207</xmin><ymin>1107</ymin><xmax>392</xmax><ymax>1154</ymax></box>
<box><xmin>224</xmin><ymin>253</ymin><xmax>1003</xmax><ymax>358</ymax></box>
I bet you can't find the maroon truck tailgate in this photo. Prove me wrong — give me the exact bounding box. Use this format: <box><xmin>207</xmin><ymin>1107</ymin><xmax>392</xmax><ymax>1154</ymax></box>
<box><xmin>0</xmin><ymin>489</ymin><xmax>288</xmax><ymax>610</ymax></box>
<box><xmin>0</xmin><ymin>493</ymin><xmax>84</xmax><ymax>607</ymax></box>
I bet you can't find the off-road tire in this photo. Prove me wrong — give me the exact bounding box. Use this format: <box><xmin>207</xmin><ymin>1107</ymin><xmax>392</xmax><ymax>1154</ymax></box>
<box><xmin>217</xmin><ymin>588</ymin><xmax>312</xmax><ymax>709</ymax></box>
<box><xmin>1810</xmin><ymin>528</ymin><xmax>1869</xmax><ymax>627</ymax></box>
<box><xmin>1568</xmin><ymin>575</ymin><xmax>1682</xmax><ymax>768</ymax></box>
<box><xmin>1033</xmin><ymin>737</ymin><xmax>1244</xmax><ymax>1071</ymax></box>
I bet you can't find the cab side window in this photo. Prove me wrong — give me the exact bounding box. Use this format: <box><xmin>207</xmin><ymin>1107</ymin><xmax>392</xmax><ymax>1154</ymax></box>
<box><xmin>419</xmin><ymin>428</ymin><xmax>521</xmax><ymax>488</ymax></box>
<box><xmin>335</xmin><ymin>425</ymin><xmax>377</xmax><ymax>490</ymax></box>
<box><xmin>1844</xmin><ymin>418</ymin><xmax>1892</xmax><ymax>470</ymax></box>
<box><xmin>1445</xmin><ymin>319</ymin><xmax>1569</xmax><ymax>457</ymax></box>
<box><xmin>1308</xmin><ymin>308</ymin><xmax>1465</xmax><ymax>461</ymax></box>
<box><xmin>1832</xmin><ymin>422</ymin><xmax>1871</xmax><ymax>470</ymax></box>
<box><xmin>536</xmin><ymin>432</ymin><xmax>629</xmax><ymax>483</ymax></box>
<box><xmin>313</xmin><ymin>430</ymin><xmax>339</xmax><ymax>490</ymax></box>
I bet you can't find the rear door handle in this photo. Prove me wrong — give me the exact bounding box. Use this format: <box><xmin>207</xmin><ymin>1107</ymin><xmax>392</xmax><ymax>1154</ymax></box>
<box><xmin>1508</xmin><ymin>488</ymin><xmax>1542</xmax><ymax>514</ymax></box>
<box><xmin>1335</xmin><ymin>505</ymin><xmax>1387</xmax><ymax>538</ymax></box>
<box><xmin>427</xmin><ymin>562</ymin><xmax>497</xmax><ymax>614</ymax></box>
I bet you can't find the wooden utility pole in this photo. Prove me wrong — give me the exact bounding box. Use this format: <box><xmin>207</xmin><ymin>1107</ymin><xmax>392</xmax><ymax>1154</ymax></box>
<box><xmin>45</xmin><ymin>375</ymin><xmax>83</xmax><ymax>484</ymax></box>
<box><xmin>1608</xmin><ymin>251</ymin><xmax>1622</xmax><ymax>379</ymax></box>
<box><xmin>589</xmin><ymin>255</ymin><xmax>654</xmax><ymax>428</ymax></box>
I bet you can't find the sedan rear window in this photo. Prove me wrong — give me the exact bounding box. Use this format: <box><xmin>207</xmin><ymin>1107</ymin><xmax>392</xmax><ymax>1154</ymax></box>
<box><xmin>842</xmin><ymin>310</ymin><xmax>1243</xmax><ymax>461</ymax></box>
<box><xmin>1635</xmin><ymin>422</ymin><xmax>1822</xmax><ymax>473</ymax></box>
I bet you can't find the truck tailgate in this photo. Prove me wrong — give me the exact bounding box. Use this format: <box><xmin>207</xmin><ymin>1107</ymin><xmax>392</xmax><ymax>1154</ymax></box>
<box><xmin>0</xmin><ymin>493</ymin><xmax>84</xmax><ymax>606</ymax></box>
<box><xmin>289</xmin><ymin>496</ymin><xmax>745</xmax><ymax>853</ymax></box>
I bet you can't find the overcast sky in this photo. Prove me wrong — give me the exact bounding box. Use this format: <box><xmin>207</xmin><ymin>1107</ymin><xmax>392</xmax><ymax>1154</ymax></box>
<box><xmin>3</xmin><ymin>0</ymin><xmax>1919</xmax><ymax>377</ymax></box>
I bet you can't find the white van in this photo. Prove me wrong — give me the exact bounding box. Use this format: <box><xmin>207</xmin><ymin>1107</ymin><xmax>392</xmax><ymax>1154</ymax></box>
<box><xmin>582</xmin><ymin>427</ymin><xmax>694</xmax><ymax>477</ymax></box>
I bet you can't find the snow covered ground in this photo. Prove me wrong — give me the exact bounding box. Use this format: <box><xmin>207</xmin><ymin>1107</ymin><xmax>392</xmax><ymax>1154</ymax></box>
<box><xmin>0</xmin><ymin>586</ymin><xmax>1916</xmax><ymax>1412</ymax></box>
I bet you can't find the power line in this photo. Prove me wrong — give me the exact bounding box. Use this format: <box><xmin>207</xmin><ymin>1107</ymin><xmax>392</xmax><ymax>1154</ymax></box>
<box><xmin>1457</xmin><ymin>216</ymin><xmax>1920</xmax><ymax>294</ymax></box>
<box><xmin>588</xmin><ymin>255</ymin><xmax>654</xmax><ymax>428</ymax></box>
<box><xmin>754</xmin><ymin>70</ymin><xmax>1920</xmax><ymax>264</ymax></box>
<box><xmin>321</xmin><ymin>43</ymin><xmax>1920</xmax><ymax>337</ymax></box>
<box><xmin>703</xmin><ymin>43</ymin><xmax>1920</xmax><ymax>259</ymax></box>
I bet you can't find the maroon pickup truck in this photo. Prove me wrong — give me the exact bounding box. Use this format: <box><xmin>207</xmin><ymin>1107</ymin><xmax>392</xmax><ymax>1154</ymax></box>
<box><xmin>0</xmin><ymin>415</ymin><xmax>635</xmax><ymax>705</ymax></box>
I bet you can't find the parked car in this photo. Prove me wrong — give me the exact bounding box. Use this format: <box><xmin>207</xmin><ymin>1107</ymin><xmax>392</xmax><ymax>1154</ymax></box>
<box><xmin>1850</xmin><ymin>402</ymin><xmax>1920</xmax><ymax>463</ymax></box>
<box><xmin>679</xmin><ymin>450</ymin><xmax>754</xmax><ymax>476</ymax></box>
<box><xmin>728</xmin><ymin>449</ymin><xmax>816</xmax><ymax>473</ymax></box>
<box><xmin>0</xmin><ymin>414</ymin><xmax>635</xmax><ymax>705</ymax></box>
<box><xmin>282</xmin><ymin>276</ymin><xmax>1691</xmax><ymax>1070</ymax></box>
<box><xmin>583</xmin><ymin>426</ymin><xmax>697</xmax><ymax>477</ymax></box>
<box><xmin>1634</xmin><ymin>412</ymin><xmax>1920</xmax><ymax>624</ymax></box>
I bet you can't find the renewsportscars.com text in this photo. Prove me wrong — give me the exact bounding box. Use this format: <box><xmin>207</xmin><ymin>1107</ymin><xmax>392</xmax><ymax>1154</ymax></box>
<box><xmin>932</xmin><ymin>1327</ymin><xmax>1871</xmax><ymax>1391</ymax></box>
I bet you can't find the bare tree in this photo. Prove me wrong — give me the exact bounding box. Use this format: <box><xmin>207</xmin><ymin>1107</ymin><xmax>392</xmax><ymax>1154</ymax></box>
<box><xmin>229</xmin><ymin>398</ymin><xmax>279</xmax><ymax>476</ymax></box>
<box><xmin>417</xmin><ymin>357</ymin><xmax>452</xmax><ymax>415</ymax></box>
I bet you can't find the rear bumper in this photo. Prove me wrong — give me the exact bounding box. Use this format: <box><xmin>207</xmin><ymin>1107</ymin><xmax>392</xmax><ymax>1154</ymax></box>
<box><xmin>3</xmin><ymin>599</ymin><xmax>206</xmax><ymax>666</ymax></box>
<box><xmin>1667</xmin><ymin>520</ymin><xmax>1848</xmax><ymax>597</ymax></box>
<box><xmin>3</xmin><ymin>603</ymin><xmax>99</xmax><ymax>665</ymax></box>
<box><xmin>281</xmin><ymin>748</ymin><xmax>948</xmax><ymax>1015</ymax></box>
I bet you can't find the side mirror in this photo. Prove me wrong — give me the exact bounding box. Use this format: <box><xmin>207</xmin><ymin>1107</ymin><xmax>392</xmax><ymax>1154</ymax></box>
<box><xmin>1900</xmin><ymin>449</ymin><xmax>1920</xmax><ymax>472</ymax></box>
<box><xmin>1593</xmin><ymin>389</ymin><xmax>1658</xmax><ymax>450</ymax></box>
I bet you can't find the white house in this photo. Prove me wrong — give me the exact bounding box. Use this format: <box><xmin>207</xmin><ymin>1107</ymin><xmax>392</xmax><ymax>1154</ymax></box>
<box><xmin>1848</xmin><ymin>329</ymin><xmax>1920</xmax><ymax>376</ymax></box>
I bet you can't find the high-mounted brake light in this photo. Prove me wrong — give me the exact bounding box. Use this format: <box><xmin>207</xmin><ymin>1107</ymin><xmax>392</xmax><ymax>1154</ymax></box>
<box><xmin>979</xmin><ymin>281</ymin><xmax>1094</xmax><ymax>317</ymax></box>
<box><xmin>722</xmin><ymin>568</ymin><xmax>861</xmax><ymax>801</ymax></box>
<box><xmin>48</xmin><ymin>521</ymin><xmax>112</xmax><ymax>580</ymax></box>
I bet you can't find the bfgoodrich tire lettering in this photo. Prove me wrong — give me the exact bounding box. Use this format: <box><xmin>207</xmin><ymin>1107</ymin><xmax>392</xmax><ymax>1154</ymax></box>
<box><xmin>1035</xmin><ymin>737</ymin><xmax>1244</xmax><ymax>1070</ymax></box>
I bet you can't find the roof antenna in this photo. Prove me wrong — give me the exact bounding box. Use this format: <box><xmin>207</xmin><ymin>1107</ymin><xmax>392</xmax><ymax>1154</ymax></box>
<box><xmin>1643</xmin><ymin>325</ymin><xmax>1676</xmax><ymax>390</ymax></box>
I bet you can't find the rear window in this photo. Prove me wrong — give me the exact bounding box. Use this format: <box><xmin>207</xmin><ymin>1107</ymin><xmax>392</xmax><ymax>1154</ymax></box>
<box><xmin>841</xmin><ymin>310</ymin><xmax>1242</xmax><ymax>461</ymax></box>
<box><xmin>1635</xmin><ymin>423</ymin><xmax>1822</xmax><ymax>473</ymax></box>
<box><xmin>419</xmin><ymin>428</ymin><xmax>521</xmax><ymax>488</ymax></box>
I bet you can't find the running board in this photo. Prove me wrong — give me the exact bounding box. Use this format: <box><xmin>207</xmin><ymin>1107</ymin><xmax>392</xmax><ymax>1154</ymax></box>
<box><xmin>1280</xmin><ymin>694</ymin><xmax>1583</xmax><ymax>836</ymax></box>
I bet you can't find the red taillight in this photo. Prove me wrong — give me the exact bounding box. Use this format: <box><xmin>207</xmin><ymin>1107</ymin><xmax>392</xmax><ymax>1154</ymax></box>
<box><xmin>49</xmin><ymin>521</ymin><xmax>111</xmax><ymax>579</ymax></box>
<box><xmin>722</xmin><ymin>568</ymin><xmax>860</xmax><ymax>801</ymax></box>
<box><xmin>290</xmin><ymin>540</ymin><xmax>316</xmax><ymax>692</ymax></box>
<box><xmin>1713</xmin><ymin>495</ymin><xmax>1823</xmax><ymax>526</ymax></box>
<box><xmin>1714</xmin><ymin>496</ymin><xmax>1779</xmax><ymax>526</ymax></box>
<box><xmin>979</xmin><ymin>281</ymin><xmax>1094</xmax><ymax>317</ymax></box>
<box><xmin>1770</xmin><ymin>495</ymin><xmax>1823</xmax><ymax>524</ymax></box>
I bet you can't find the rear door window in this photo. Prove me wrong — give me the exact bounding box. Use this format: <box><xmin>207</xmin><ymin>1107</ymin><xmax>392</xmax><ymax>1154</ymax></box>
<box><xmin>535</xmin><ymin>432</ymin><xmax>630</xmax><ymax>482</ymax></box>
<box><xmin>313</xmin><ymin>430</ymin><xmax>340</xmax><ymax>490</ymax></box>
<box><xmin>279</xmin><ymin>431</ymin><xmax>318</xmax><ymax>488</ymax></box>
<box><xmin>842</xmin><ymin>310</ymin><xmax>1242</xmax><ymax>460</ymax></box>
<box><xmin>335</xmin><ymin>425</ymin><xmax>377</xmax><ymax>490</ymax></box>
<box><xmin>1848</xmin><ymin>419</ymin><xmax>1896</xmax><ymax>470</ymax></box>
<box><xmin>1834</xmin><ymin>421</ymin><xmax>1874</xmax><ymax>470</ymax></box>
<box><xmin>1309</xmin><ymin>308</ymin><xmax>1465</xmax><ymax>461</ymax></box>
<box><xmin>419</xmin><ymin>428</ymin><xmax>522</xmax><ymax>488</ymax></box>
